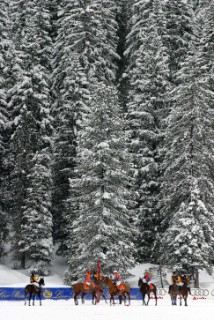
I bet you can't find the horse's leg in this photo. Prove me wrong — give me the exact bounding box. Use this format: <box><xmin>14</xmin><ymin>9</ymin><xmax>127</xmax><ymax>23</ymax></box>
<box><xmin>92</xmin><ymin>292</ymin><xmax>96</xmax><ymax>305</ymax></box>
<box><xmin>183</xmin><ymin>294</ymin><xmax>188</xmax><ymax>306</ymax></box>
<box><xmin>24</xmin><ymin>290</ymin><xmax>27</xmax><ymax>306</ymax></box>
<box><xmin>123</xmin><ymin>292</ymin><xmax>128</xmax><ymax>306</ymax></box>
<box><xmin>38</xmin><ymin>292</ymin><xmax>42</xmax><ymax>306</ymax></box>
<box><xmin>74</xmin><ymin>292</ymin><xmax>79</xmax><ymax>305</ymax></box>
<box><xmin>81</xmin><ymin>292</ymin><xmax>86</xmax><ymax>304</ymax></box>
<box><xmin>110</xmin><ymin>295</ymin><xmax>115</xmax><ymax>306</ymax></box>
<box><xmin>33</xmin><ymin>294</ymin><xmax>36</xmax><ymax>306</ymax></box>
<box><xmin>179</xmin><ymin>294</ymin><xmax>182</xmax><ymax>306</ymax></box>
<box><xmin>153</xmin><ymin>290</ymin><xmax>158</xmax><ymax>306</ymax></box>
<box><xmin>102</xmin><ymin>291</ymin><xmax>108</xmax><ymax>304</ymax></box>
<box><xmin>147</xmin><ymin>293</ymin><xmax>150</xmax><ymax>306</ymax></box>
<box><xmin>141</xmin><ymin>293</ymin><xmax>146</xmax><ymax>305</ymax></box>
<box><xmin>125</xmin><ymin>292</ymin><xmax>130</xmax><ymax>306</ymax></box>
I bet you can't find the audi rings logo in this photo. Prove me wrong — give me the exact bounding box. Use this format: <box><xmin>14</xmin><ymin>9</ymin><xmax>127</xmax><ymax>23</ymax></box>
<box><xmin>157</xmin><ymin>288</ymin><xmax>167</xmax><ymax>296</ymax></box>
<box><xmin>191</xmin><ymin>288</ymin><xmax>209</xmax><ymax>296</ymax></box>
<box><xmin>211</xmin><ymin>289</ymin><xmax>214</xmax><ymax>296</ymax></box>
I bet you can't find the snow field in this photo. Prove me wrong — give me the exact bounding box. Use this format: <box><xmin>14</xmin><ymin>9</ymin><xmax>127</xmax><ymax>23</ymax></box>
<box><xmin>1</xmin><ymin>299</ymin><xmax>214</xmax><ymax>320</ymax></box>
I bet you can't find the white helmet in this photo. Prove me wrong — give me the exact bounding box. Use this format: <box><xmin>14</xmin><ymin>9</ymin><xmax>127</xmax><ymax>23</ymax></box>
<box><xmin>113</xmin><ymin>270</ymin><xmax>117</xmax><ymax>273</ymax></box>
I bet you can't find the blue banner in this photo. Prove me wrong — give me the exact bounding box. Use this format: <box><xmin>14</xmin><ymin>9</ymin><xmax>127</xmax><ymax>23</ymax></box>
<box><xmin>0</xmin><ymin>287</ymin><xmax>164</xmax><ymax>301</ymax></box>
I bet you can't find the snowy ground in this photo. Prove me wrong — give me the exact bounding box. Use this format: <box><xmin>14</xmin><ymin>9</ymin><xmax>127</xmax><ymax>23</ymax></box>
<box><xmin>1</xmin><ymin>299</ymin><xmax>214</xmax><ymax>320</ymax></box>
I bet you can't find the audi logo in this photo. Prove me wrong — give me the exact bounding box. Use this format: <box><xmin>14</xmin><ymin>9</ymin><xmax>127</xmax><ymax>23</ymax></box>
<box><xmin>191</xmin><ymin>288</ymin><xmax>209</xmax><ymax>296</ymax></box>
<box><xmin>157</xmin><ymin>288</ymin><xmax>167</xmax><ymax>296</ymax></box>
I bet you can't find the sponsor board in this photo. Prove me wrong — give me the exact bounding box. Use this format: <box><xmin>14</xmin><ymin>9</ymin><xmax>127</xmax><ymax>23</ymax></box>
<box><xmin>0</xmin><ymin>287</ymin><xmax>213</xmax><ymax>301</ymax></box>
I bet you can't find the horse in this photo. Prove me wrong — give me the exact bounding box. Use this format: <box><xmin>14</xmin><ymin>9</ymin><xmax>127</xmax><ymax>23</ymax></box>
<box><xmin>24</xmin><ymin>277</ymin><xmax>45</xmax><ymax>306</ymax></box>
<box><xmin>168</xmin><ymin>283</ymin><xmax>188</xmax><ymax>306</ymax></box>
<box><xmin>138</xmin><ymin>278</ymin><xmax>157</xmax><ymax>306</ymax></box>
<box><xmin>72</xmin><ymin>278</ymin><xmax>107</xmax><ymax>305</ymax></box>
<box><xmin>102</xmin><ymin>276</ymin><xmax>130</xmax><ymax>306</ymax></box>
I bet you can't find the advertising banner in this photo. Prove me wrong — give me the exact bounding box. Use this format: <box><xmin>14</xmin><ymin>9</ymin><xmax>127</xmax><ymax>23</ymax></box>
<box><xmin>0</xmin><ymin>287</ymin><xmax>213</xmax><ymax>301</ymax></box>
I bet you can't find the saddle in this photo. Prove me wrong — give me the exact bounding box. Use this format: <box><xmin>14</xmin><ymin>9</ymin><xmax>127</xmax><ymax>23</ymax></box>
<box><xmin>83</xmin><ymin>281</ymin><xmax>95</xmax><ymax>290</ymax></box>
<box><xmin>115</xmin><ymin>283</ymin><xmax>125</xmax><ymax>293</ymax></box>
<box><xmin>28</xmin><ymin>282</ymin><xmax>40</xmax><ymax>288</ymax></box>
<box><xmin>149</xmin><ymin>283</ymin><xmax>155</xmax><ymax>290</ymax></box>
<box><xmin>83</xmin><ymin>283</ymin><xmax>90</xmax><ymax>290</ymax></box>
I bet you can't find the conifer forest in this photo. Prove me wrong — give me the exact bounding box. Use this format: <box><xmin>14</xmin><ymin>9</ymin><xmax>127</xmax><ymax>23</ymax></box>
<box><xmin>0</xmin><ymin>0</ymin><xmax>214</xmax><ymax>282</ymax></box>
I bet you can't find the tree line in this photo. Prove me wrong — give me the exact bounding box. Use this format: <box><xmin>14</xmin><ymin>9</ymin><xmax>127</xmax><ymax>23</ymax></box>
<box><xmin>0</xmin><ymin>0</ymin><xmax>213</xmax><ymax>281</ymax></box>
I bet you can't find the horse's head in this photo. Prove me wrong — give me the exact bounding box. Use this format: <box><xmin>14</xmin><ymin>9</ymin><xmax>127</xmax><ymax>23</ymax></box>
<box><xmin>39</xmin><ymin>277</ymin><xmax>45</xmax><ymax>286</ymax></box>
<box><xmin>102</xmin><ymin>276</ymin><xmax>109</xmax><ymax>284</ymax></box>
<box><xmin>138</xmin><ymin>277</ymin><xmax>142</xmax><ymax>287</ymax></box>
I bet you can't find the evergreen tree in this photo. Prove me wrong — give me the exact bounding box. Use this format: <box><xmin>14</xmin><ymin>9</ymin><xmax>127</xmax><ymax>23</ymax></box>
<box><xmin>51</xmin><ymin>0</ymin><xmax>120</xmax><ymax>255</ymax></box>
<box><xmin>125</xmin><ymin>0</ymin><xmax>170</xmax><ymax>262</ymax></box>
<box><xmin>64</xmin><ymin>84</ymin><xmax>136</xmax><ymax>282</ymax></box>
<box><xmin>115</xmin><ymin>0</ymin><xmax>129</xmax><ymax>112</ymax></box>
<box><xmin>9</xmin><ymin>0</ymin><xmax>53</xmax><ymax>271</ymax></box>
<box><xmin>0</xmin><ymin>0</ymin><xmax>14</xmax><ymax>258</ymax></box>
<box><xmin>163</xmin><ymin>0</ymin><xmax>195</xmax><ymax>82</ymax></box>
<box><xmin>52</xmin><ymin>56</ymin><xmax>90</xmax><ymax>255</ymax></box>
<box><xmin>159</xmin><ymin>26</ymin><xmax>214</xmax><ymax>271</ymax></box>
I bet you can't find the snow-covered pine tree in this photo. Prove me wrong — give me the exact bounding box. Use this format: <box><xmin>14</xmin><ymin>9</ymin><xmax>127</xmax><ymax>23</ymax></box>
<box><xmin>188</xmin><ymin>0</ymin><xmax>200</xmax><ymax>11</ymax></box>
<box><xmin>159</xmin><ymin>16</ymin><xmax>214</xmax><ymax>271</ymax></box>
<box><xmin>0</xmin><ymin>0</ymin><xmax>14</xmax><ymax>258</ymax></box>
<box><xmin>51</xmin><ymin>0</ymin><xmax>120</xmax><ymax>255</ymax></box>
<box><xmin>115</xmin><ymin>0</ymin><xmax>129</xmax><ymax>112</ymax></box>
<box><xmin>52</xmin><ymin>56</ymin><xmax>90</xmax><ymax>256</ymax></box>
<box><xmin>19</xmin><ymin>150</ymin><xmax>53</xmax><ymax>275</ymax></box>
<box><xmin>125</xmin><ymin>0</ymin><xmax>170</xmax><ymax>263</ymax></box>
<box><xmin>64</xmin><ymin>84</ymin><xmax>136</xmax><ymax>282</ymax></box>
<box><xmin>9</xmin><ymin>0</ymin><xmax>53</xmax><ymax>271</ymax></box>
<box><xmin>189</xmin><ymin>0</ymin><xmax>212</xmax><ymax>11</ymax></box>
<box><xmin>163</xmin><ymin>0</ymin><xmax>196</xmax><ymax>83</ymax></box>
<box><xmin>200</xmin><ymin>0</ymin><xmax>214</xmax><ymax>87</ymax></box>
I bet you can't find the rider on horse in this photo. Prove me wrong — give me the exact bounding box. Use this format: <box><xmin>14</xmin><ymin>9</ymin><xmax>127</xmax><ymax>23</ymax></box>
<box><xmin>179</xmin><ymin>271</ymin><xmax>191</xmax><ymax>294</ymax></box>
<box><xmin>30</xmin><ymin>271</ymin><xmax>38</xmax><ymax>284</ymax></box>
<box><xmin>171</xmin><ymin>271</ymin><xmax>178</xmax><ymax>284</ymax></box>
<box><xmin>84</xmin><ymin>269</ymin><xmax>95</xmax><ymax>290</ymax></box>
<box><xmin>143</xmin><ymin>271</ymin><xmax>152</xmax><ymax>283</ymax></box>
<box><xmin>113</xmin><ymin>270</ymin><xmax>123</xmax><ymax>291</ymax></box>
<box><xmin>92</xmin><ymin>270</ymin><xmax>101</xmax><ymax>283</ymax></box>
<box><xmin>169</xmin><ymin>270</ymin><xmax>191</xmax><ymax>295</ymax></box>
<box><xmin>168</xmin><ymin>270</ymin><xmax>178</xmax><ymax>293</ymax></box>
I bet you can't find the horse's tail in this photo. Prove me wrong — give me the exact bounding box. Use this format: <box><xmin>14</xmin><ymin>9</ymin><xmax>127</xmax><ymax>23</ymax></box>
<box><xmin>24</xmin><ymin>285</ymin><xmax>29</xmax><ymax>297</ymax></box>
<box><xmin>123</xmin><ymin>283</ymin><xmax>130</xmax><ymax>293</ymax></box>
<box><xmin>24</xmin><ymin>286</ymin><xmax>28</xmax><ymax>305</ymax></box>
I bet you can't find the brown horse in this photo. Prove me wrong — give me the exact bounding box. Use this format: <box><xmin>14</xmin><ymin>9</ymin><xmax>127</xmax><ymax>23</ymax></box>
<box><xmin>138</xmin><ymin>278</ymin><xmax>157</xmax><ymax>306</ymax></box>
<box><xmin>72</xmin><ymin>279</ymin><xmax>107</xmax><ymax>305</ymax></box>
<box><xmin>24</xmin><ymin>278</ymin><xmax>45</xmax><ymax>306</ymax></box>
<box><xmin>102</xmin><ymin>276</ymin><xmax>130</xmax><ymax>306</ymax></box>
<box><xmin>168</xmin><ymin>283</ymin><xmax>188</xmax><ymax>306</ymax></box>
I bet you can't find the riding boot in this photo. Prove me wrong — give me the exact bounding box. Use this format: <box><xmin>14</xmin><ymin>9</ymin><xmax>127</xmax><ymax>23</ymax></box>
<box><xmin>119</xmin><ymin>295</ymin><xmax>122</xmax><ymax>304</ymax></box>
<box><xmin>188</xmin><ymin>287</ymin><xmax>191</xmax><ymax>295</ymax></box>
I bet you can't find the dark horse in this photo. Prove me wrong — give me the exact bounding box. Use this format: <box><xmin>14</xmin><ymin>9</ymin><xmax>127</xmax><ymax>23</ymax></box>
<box><xmin>72</xmin><ymin>278</ymin><xmax>107</xmax><ymax>305</ymax></box>
<box><xmin>169</xmin><ymin>283</ymin><xmax>188</xmax><ymax>306</ymax></box>
<box><xmin>24</xmin><ymin>278</ymin><xmax>45</xmax><ymax>306</ymax></box>
<box><xmin>138</xmin><ymin>278</ymin><xmax>157</xmax><ymax>306</ymax></box>
<box><xmin>102</xmin><ymin>276</ymin><xmax>131</xmax><ymax>306</ymax></box>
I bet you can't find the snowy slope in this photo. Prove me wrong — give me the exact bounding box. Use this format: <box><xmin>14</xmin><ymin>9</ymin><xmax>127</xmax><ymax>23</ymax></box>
<box><xmin>1</xmin><ymin>258</ymin><xmax>214</xmax><ymax>289</ymax></box>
